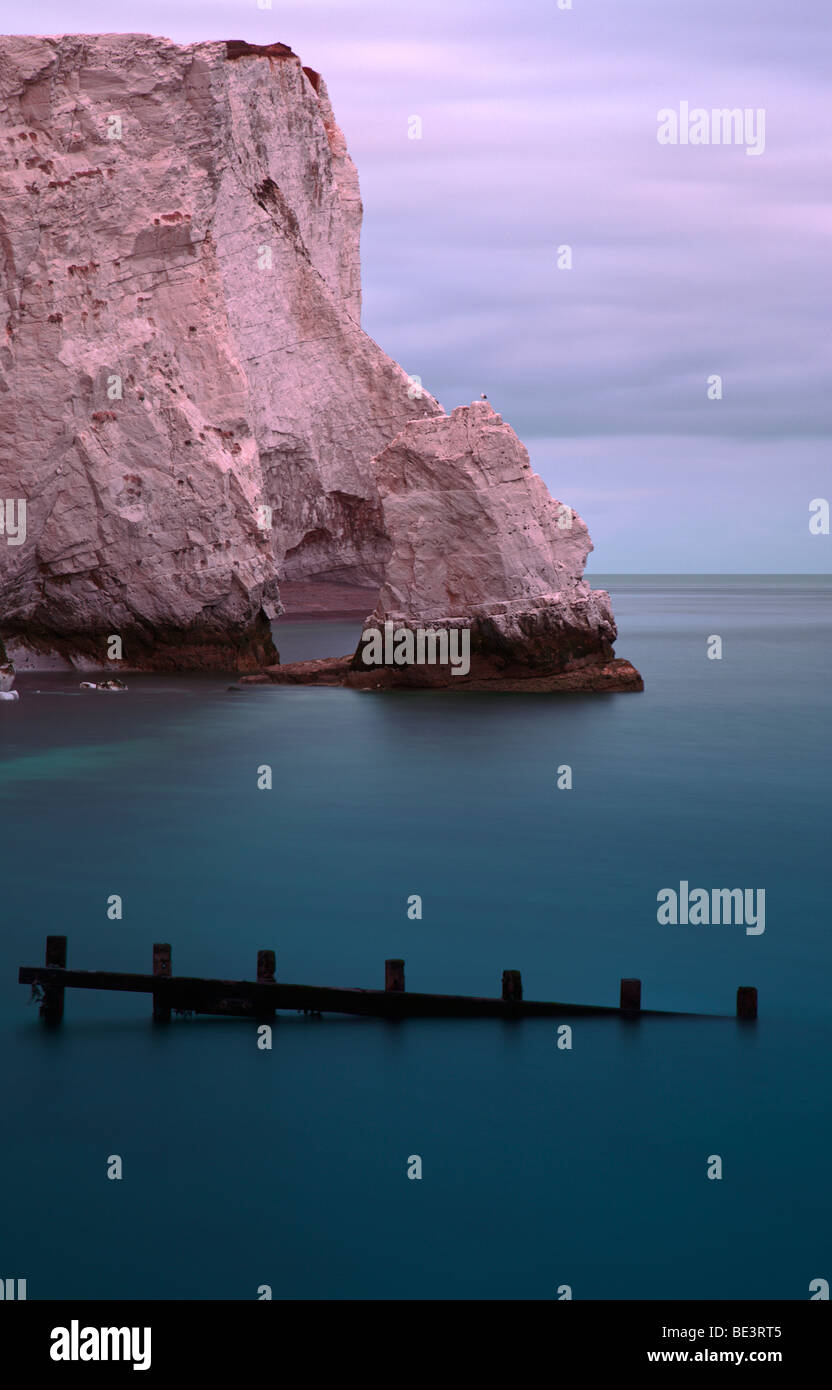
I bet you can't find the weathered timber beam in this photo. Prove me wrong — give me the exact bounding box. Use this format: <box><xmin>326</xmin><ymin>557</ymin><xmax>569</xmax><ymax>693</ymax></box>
<box><xmin>18</xmin><ymin>966</ymin><xmax>708</xmax><ymax>1019</ymax></box>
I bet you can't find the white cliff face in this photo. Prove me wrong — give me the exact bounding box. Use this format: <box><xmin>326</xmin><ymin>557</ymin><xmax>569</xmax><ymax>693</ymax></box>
<box><xmin>355</xmin><ymin>403</ymin><xmax>618</xmax><ymax>680</ymax></box>
<box><xmin>0</xmin><ymin>33</ymin><xmax>628</xmax><ymax>687</ymax></box>
<box><xmin>0</xmin><ymin>34</ymin><xmax>440</xmax><ymax>669</ymax></box>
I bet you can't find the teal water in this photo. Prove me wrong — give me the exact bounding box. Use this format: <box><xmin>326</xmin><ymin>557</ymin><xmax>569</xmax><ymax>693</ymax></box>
<box><xmin>0</xmin><ymin>577</ymin><xmax>829</xmax><ymax>1300</ymax></box>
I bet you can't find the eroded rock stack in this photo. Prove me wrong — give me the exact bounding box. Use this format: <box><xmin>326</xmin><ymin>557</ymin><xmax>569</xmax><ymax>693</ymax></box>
<box><xmin>248</xmin><ymin>403</ymin><xmax>641</xmax><ymax>691</ymax></box>
<box><xmin>348</xmin><ymin>402</ymin><xmax>628</xmax><ymax>686</ymax></box>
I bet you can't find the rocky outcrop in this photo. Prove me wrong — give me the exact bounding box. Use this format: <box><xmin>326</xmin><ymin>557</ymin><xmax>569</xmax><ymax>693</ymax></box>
<box><xmin>241</xmin><ymin>652</ymin><xmax>643</xmax><ymax>694</ymax></box>
<box><xmin>0</xmin><ymin>33</ymin><xmax>440</xmax><ymax>669</ymax></box>
<box><xmin>346</xmin><ymin>402</ymin><xmax>632</xmax><ymax>687</ymax></box>
<box><xmin>0</xmin><ymin>631</ymin><xmax>16</xmax><ymax>694</ymax></box>
<box><xmin>243</xmin><ymin>403</ymin><xmax>641</xmax><ymax>692</ymax></box>
<box><xmin>0</xmin><ymin>649</ymin><xmax>14</xmax><ymax>691</ymax></box>
<box><xmin>0</xmin><ymin>33</ymin><xmax>638</xmax><ymax>691</ymax></box>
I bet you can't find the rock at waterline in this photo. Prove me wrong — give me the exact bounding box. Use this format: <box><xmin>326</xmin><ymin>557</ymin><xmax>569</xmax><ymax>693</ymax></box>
<box><xmin>1</xmin><ymin>654</ymin><xmax>17</xmax><ymax>698</ymax></box>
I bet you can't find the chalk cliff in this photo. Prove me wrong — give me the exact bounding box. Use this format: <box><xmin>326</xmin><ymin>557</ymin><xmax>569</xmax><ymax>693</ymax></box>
<box><xmin>0</xmin><ymin>33</ymin><xmax>440</xmax><ymax>669</ymax></box>
<box><xmin>0</xmin><ymin>33</ymin><xmax>638</xmax><ymax>691</ymax></box>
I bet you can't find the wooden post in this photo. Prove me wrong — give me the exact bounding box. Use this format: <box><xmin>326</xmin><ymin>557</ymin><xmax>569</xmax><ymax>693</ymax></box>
<box><xmin>385</xmin><ymin>959</ymin><xmax>405</xmax><ymax>992</ymax></box>
<box><xmin>737</xmin><ymin>986</ymin><xmax>757</xmax><ymax>1021</ymax></box>
<box><xmin>257</xmin><ymin>950</ymin><xmax>276</xmax><ymax>1020</ymax></box>
<box><xmin>40</xmin><ymin>935</ymin><xmax>67</xmax><ymax>1024</ymax></box>
<box><xmin>257</xmin><ymin>950</ymin><xmax>275</xmax><ymax>983</ymax></box>
<box><xmin>152</xmin><ymin>943</ymin><xmax>171</xmax><ymax>1022</ymax></box>
<box><xmin>502</xmin><ymin>970</ymin><xmax>523</xmax><ymax>1002</ymax></box>
<box><xmin>620</xmin><ymin>978</ymin><xmax>641</xmax><ymax>1014</ymax></box>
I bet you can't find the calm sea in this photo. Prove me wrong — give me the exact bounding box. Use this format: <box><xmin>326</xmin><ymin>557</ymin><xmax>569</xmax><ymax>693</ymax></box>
<box><xmin>0</xmin><ymin>576</ymin><xmax>828</xmax><ymax>1299</ymax></box>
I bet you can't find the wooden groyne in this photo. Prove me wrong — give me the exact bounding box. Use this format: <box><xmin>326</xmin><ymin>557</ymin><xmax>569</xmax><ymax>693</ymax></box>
<box><xmin>19</xmin><ymin>937</ymin><xmax>758</xmax><ymax>1025</ymax></box>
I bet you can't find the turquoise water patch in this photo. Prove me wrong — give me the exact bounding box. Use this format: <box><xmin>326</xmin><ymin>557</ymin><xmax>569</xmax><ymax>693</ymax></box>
<box><xmin>0</xmin><ymin>580</ymin><xmax>829</xmax><ymax>1298</ymax></box>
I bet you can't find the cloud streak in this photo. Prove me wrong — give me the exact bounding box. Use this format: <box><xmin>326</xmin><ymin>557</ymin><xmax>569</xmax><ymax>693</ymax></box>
<box><xmin>4</xmin><ymin>0</ymin><xmax>829</xmax><ymax>568</ymax></box>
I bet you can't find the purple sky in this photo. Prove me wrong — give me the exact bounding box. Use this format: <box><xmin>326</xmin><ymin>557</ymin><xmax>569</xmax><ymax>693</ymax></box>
<box><xmin>4</xmin><ymin>0</ymin><xmax>830</xmax><ymax>571</ymax></box>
